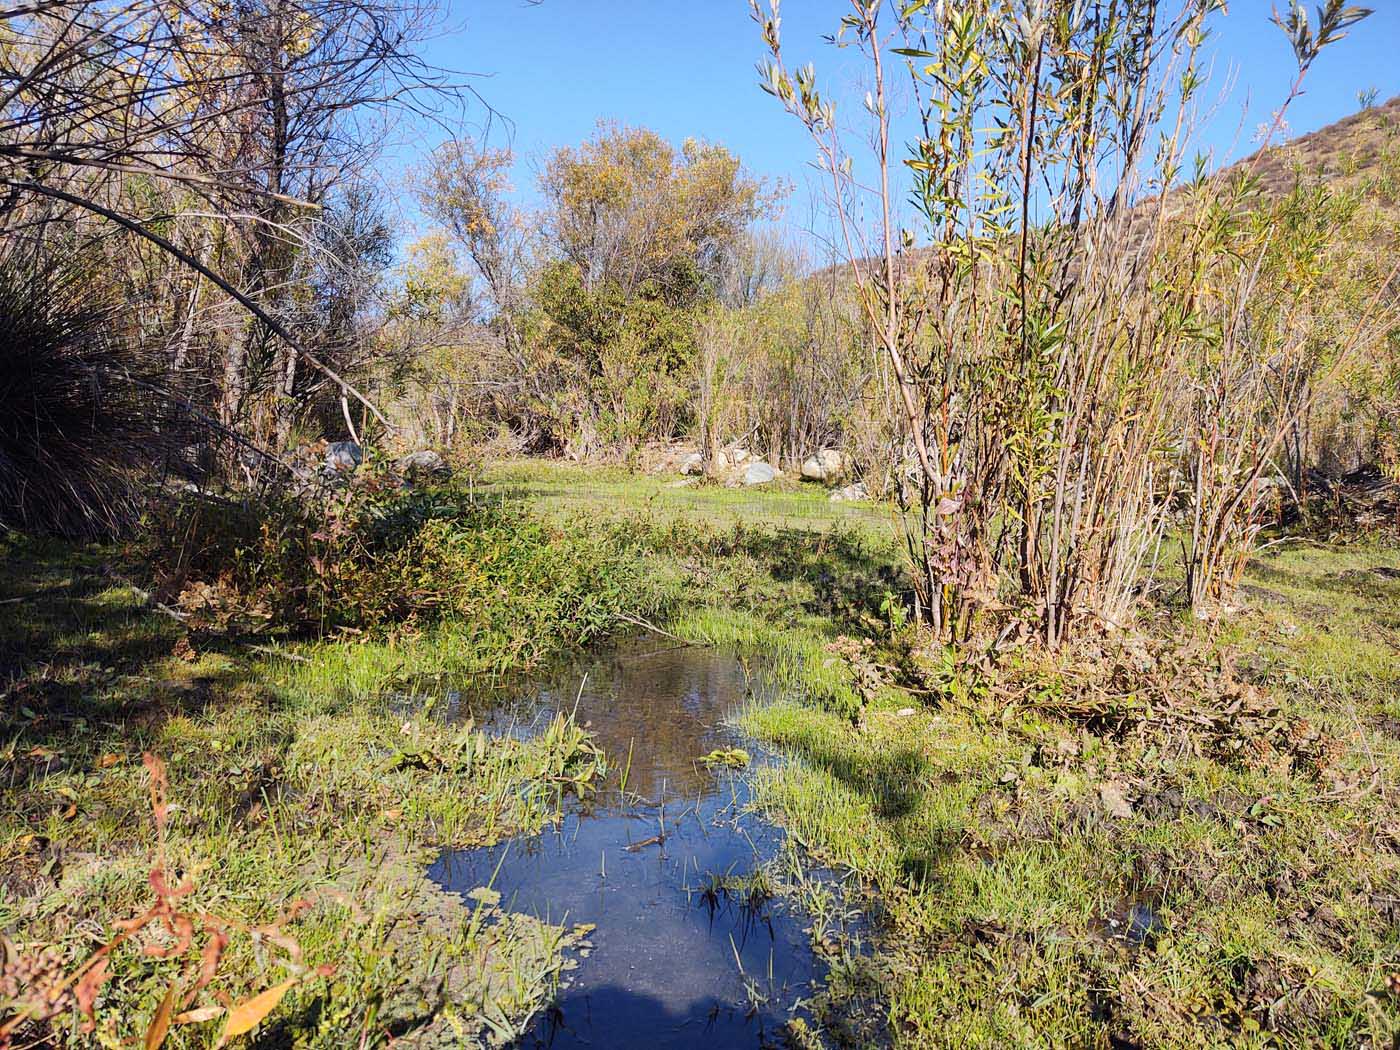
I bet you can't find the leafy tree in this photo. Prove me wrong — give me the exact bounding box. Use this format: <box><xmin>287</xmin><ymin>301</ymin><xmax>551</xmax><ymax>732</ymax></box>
<box><xmin>540</xmin><ymin>123</ymin><xmax>777</xmax><ymax>300</ymax></box>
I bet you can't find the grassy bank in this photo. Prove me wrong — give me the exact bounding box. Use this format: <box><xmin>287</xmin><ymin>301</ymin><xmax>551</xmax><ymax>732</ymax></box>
<box><xmin>5</xmin><ymin>464</ymin><xmax>1399</xmax><ymax>1047</ymax></box>
<box><xmin>0</xmin><ymin>498</ymin><xmax>658</xmax><ymax>1047</ymax></box>
<box><xmin>496</xmin><ymin>465</ymin><xmax>1400</xmax><ymax>1048</ymax></box>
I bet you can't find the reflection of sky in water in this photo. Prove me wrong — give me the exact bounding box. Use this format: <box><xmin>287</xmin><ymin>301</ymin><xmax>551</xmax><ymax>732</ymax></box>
<box><xmin>475</xmin><ymin>641</ymin><xmax>757</xmax><ymax>806</ymax></box>
<box><xmin>429</xmin><ymin>640</ymin><xmax>832</xmax><ymax>1049</ymax></box>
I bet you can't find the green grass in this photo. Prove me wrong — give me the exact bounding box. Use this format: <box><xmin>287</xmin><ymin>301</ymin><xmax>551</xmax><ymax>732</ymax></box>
<box><xmin>0</xmin><ymin>535</ymin><xmax>605</xmax><ymax>1047</ymax></box>
<box><xmin>480</xmin><ymin>457</ymin><xmax>894</xmax><ymax>532</ymax></box>
<box><xmin>5</xmin><ymin>465</ymin><xmax>1399</xmax><ymax>1048</ymax></box>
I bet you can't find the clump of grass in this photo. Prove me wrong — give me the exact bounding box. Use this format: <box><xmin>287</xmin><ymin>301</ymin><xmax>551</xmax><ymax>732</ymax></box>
<box><xmin>699</xmin><ymin>747</ymin><xmax>751</xmax><ymax>769</ymax></box>
<box><xmin>0</xmin><ymin>248</ymin><xmax>189</xmax><ymax>541</ymax></box>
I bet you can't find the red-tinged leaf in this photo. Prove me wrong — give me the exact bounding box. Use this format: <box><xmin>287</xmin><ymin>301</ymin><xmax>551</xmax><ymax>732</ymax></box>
<box><xmin>188</xmin><ymin>927</ymin><xmax>230</xmax><ymax>1004</ymax></box>
<box><xmin>217</xmin><ymin>978</ymin><xmax>298</xmax><ymax>1043</ymax></box>
<box><xmin>144</xmin><ymin>914</ymin><xmax>193</xmax><ymax>958</ymax></box>
<box><xmin>254</xmin><ymin>929</ymin><xmax>303</xmax><ymax>962</ymax></box>
<box><xmin>143</xmin><ymin>753</ymin><xmax>169</xmax><ymax>834</ymax></box>
<box><xmin>275</xmin><ymin>898</ymin><xmax>314</xmax><ymax>925</ymax></box>
<box><xmin>75</xmin><ymin>957</ymin><xmax>110</xmax><ymax>1019</ymax></box>
<box><xmin>114</xmin><ymin>904</ymin><xmax>159</xmax><ymax>933</ymax></box>
<box><xmin>148</xmin><ymin>867</ymin><xmax>194</xmax><ymax>901</ymax></box>
<box><xmin>145</xmin><ymin>983</ymin><xmax>178</xmax><ymax>1049</ymax></box>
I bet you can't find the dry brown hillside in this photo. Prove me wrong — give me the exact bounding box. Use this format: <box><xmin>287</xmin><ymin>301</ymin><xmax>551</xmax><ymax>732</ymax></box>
<box><xmin>1236</xmin><ymin>94</ymin><xmax>1400</xmax><ymax>200</ymax></box>
<box><xmin>809</xmin><ymin>96</ymin><xmax>1400</xmax><ymax>286</ymax></box>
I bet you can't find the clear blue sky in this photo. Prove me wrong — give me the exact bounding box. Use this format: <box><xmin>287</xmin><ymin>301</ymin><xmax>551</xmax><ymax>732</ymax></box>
<box><xmin>391</xmin><ymin>1</ymin><xmax>1400</xmax><ymax>249</ymax></box>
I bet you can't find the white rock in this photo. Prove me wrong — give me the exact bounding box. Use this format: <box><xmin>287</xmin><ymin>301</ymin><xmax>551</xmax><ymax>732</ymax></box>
<box><xmin>325</xmin><ymin>440</ymin><xmax>362</xmax><ymax>472</ymax></box>
<box><xmin>742</xmin><ymin>461</ymin><xmax>780</xmax><ymax>485</ymax></box>
<box><xmin>396</xmin><ymin>449</ymin><xmax>449</xmax><ymax>479</ymax></box>
<box><xmin>801</xmin><ymin>448</ymin><xmax>846</xmax><ymax>483</ymax></box>
<box><xmin>829</xmin><ymin>481</ymin><xmax>868</xmax><ymax>503</ymax></box>
<box><xmin>679</xmin><ymin>452</ymin><xmax>704</xmax><ymax>476</ymax></box>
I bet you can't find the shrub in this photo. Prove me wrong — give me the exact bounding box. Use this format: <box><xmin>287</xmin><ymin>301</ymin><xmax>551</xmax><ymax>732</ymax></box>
<box><xmin>0</xmin><ymin>248</ymin><xmax>186</xmax><ymax>540</ymax></box>
<box><xmin>144</xmin><ymin>482</ymin><xmax>668</xmax><ymax>662</ymax></box>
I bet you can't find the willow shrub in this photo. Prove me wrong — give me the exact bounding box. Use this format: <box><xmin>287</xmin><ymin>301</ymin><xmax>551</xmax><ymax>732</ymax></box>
<box><xmin>755</xmin><ymin>0</ymin><xmax>1382</xmax><ymax>645</ymax></box>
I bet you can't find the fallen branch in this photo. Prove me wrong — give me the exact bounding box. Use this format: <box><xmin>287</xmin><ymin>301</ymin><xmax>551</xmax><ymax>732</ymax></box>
<box><xmin>614</xmin><ymin>613</ymin><xmax>698</xmax><ymax>647</ymax></box>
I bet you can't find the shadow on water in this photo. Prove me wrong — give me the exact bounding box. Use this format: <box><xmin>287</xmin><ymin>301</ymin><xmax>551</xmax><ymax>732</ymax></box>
<box><xmin>428</xmin><ymin>639</ymin><xmax>842</xmax><ymax>1049</ymax></box>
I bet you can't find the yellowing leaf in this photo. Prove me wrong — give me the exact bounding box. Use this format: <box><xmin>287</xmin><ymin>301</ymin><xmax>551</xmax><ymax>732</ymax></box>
<box><xmin>218</xmin><ymin>979</ymin><xmax>297</xmax><ymax>1042</ymax></box>
<box><xmin>174</xmin><ymin>1005</ymin><xmax>225</xmax><ymax>1024</ymax></box>
<box><xmin>144</xmin><ymin>983</ymin><xmax>178</xmax><ymax>1049</ymax></box>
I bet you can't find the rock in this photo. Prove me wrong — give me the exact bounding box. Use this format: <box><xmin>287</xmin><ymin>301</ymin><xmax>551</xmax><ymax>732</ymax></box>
<box><xmin>729</xmin><ymin>447</ymin><xmax>749</xmax><ymax>464</ymax></box>
<box><xmin>800</xmin><ymin>448</ymin><xmax>845</xmax><ymax>483</ymax></box>
<box><xmin>325</xmin><ymin>440</ymin><xmax>362</xmax><ymax>473</ymax></box>
<box><xmin>396</xmin><ymin>450</ymin><xmax>450</xmax><ymax>480</ymax></box>
<box><xmin>742</xmin><ymin>461</ymin><xmax>780</xmax><ymax>486</ymax></box>
<box><xmin>682</xmin><ymin>450</ymin><xmax>729</xmax><ymax>475</ymax></box>
<box><xmin>829</xmin><ymin>481</ymin><xmax>868</xmax><ymax>503</ymax></box>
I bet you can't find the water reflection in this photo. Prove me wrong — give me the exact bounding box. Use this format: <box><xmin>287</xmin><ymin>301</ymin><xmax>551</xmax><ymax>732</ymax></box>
<box><xmin>428</xmin><ymin>639</ymin><xmax>820</xmax><ymax>1049</ymax></box>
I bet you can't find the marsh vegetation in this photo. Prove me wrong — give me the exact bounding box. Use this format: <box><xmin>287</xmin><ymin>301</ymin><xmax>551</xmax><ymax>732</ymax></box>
<box><xmin>3</xmin><ymin>0</ymin><xmax>1400</xmax><ymax>1047</ymax></box>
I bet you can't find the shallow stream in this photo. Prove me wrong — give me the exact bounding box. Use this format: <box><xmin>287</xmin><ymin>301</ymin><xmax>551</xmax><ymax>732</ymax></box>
<box><xmin>428</xmin><ymin>639</ymin><xmax>831</xmax><ymax>1048</ymax></box>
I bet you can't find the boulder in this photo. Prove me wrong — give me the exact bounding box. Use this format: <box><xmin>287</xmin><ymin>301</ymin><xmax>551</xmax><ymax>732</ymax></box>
<box><xmin>800</xmin><ymin>448</ymin><xmax>845</xmax><ymax>484</ymax></box>
<box><xmin>397</xmin><ymin>449</ymin><xmax>450</xmax><ymax>480</ymax></box>
<box><xmin>829</xmin><ymin>481</ymin><xmax>868</xmax><ymax>503</ymax></box>
<box><xmin>729</xmin><ymin>447</ymin><xmax>750</xmax><ymax>464</ymax></box>
<box><xmin>325</xmin><ymin>440</ymin><xmax>362</xmax><ymax>473</ymax></box>
<box><xmin>681</xmin><ymin>450</ymin><xmax>730</xmax><ymax>475</ymax></box>
<box><xmin>742</xmin><ymin>461</ymin><xmax>780</xmax><ymax>486</ymax></box>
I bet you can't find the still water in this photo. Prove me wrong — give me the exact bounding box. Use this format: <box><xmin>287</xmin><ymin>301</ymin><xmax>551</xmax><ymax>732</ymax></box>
<box><xmin>428</xmin><ymin>639</ymin><xmax>827</xmax><ymax>1048</ymax></box>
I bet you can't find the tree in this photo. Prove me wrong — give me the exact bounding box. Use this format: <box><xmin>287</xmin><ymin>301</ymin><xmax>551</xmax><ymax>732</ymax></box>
<box><xmin>418</xmin><ymin>125</ymin><xmax>781</xmax><ymax>456</ymax></box>
<box><xmin>2</xmin><ymin>0</ymin><xmax>466</xmax><ymax>457</ymax></box>
<box><xmin>540</xmin><ymin>123</ymin><xmax>776</xmax><ymax>301</ymax></box>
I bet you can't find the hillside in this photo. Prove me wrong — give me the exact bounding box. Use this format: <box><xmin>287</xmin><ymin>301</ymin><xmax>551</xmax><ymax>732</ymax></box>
<box><xmin>1240</xmin><ymin>94</ymin><xmax>1400</xmax><ymax>201</ymax></box>
<box><xmin>807</xmin><ymin>95</ymin><xmax>1400</xmax><ymax>286</ymax></box>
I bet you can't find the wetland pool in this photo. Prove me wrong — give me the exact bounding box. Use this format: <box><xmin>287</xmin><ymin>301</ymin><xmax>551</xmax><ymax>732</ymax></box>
<box><xmin>428</xmin><ymin>639</ymin><xmax>849</xmax><ymax>1048</ymax></box>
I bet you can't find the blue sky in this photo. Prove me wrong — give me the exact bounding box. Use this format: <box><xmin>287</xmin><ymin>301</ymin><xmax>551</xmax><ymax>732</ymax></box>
<box><xmin>391</xmin><ymin>1</ymin><xmax>1400</xmax><ymax>248</ymax></box>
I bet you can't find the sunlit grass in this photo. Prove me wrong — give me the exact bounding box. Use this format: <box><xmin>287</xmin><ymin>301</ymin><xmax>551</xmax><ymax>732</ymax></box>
<box><xmin>5</xmin><ymin>474</ymin><xmax>1399</xmax><ymax>1047</ymax></box>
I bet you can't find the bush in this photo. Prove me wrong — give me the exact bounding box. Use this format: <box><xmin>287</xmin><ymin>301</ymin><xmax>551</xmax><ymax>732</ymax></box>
<box><xmin>144</xmin><ymin>482</ymin><xmax>668</xmax><ymax>662</ymax></box>
<box><xmin>0</xmin><ymin>248</ymin><xmax>186</xmax><ymax>540</ymax></box>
